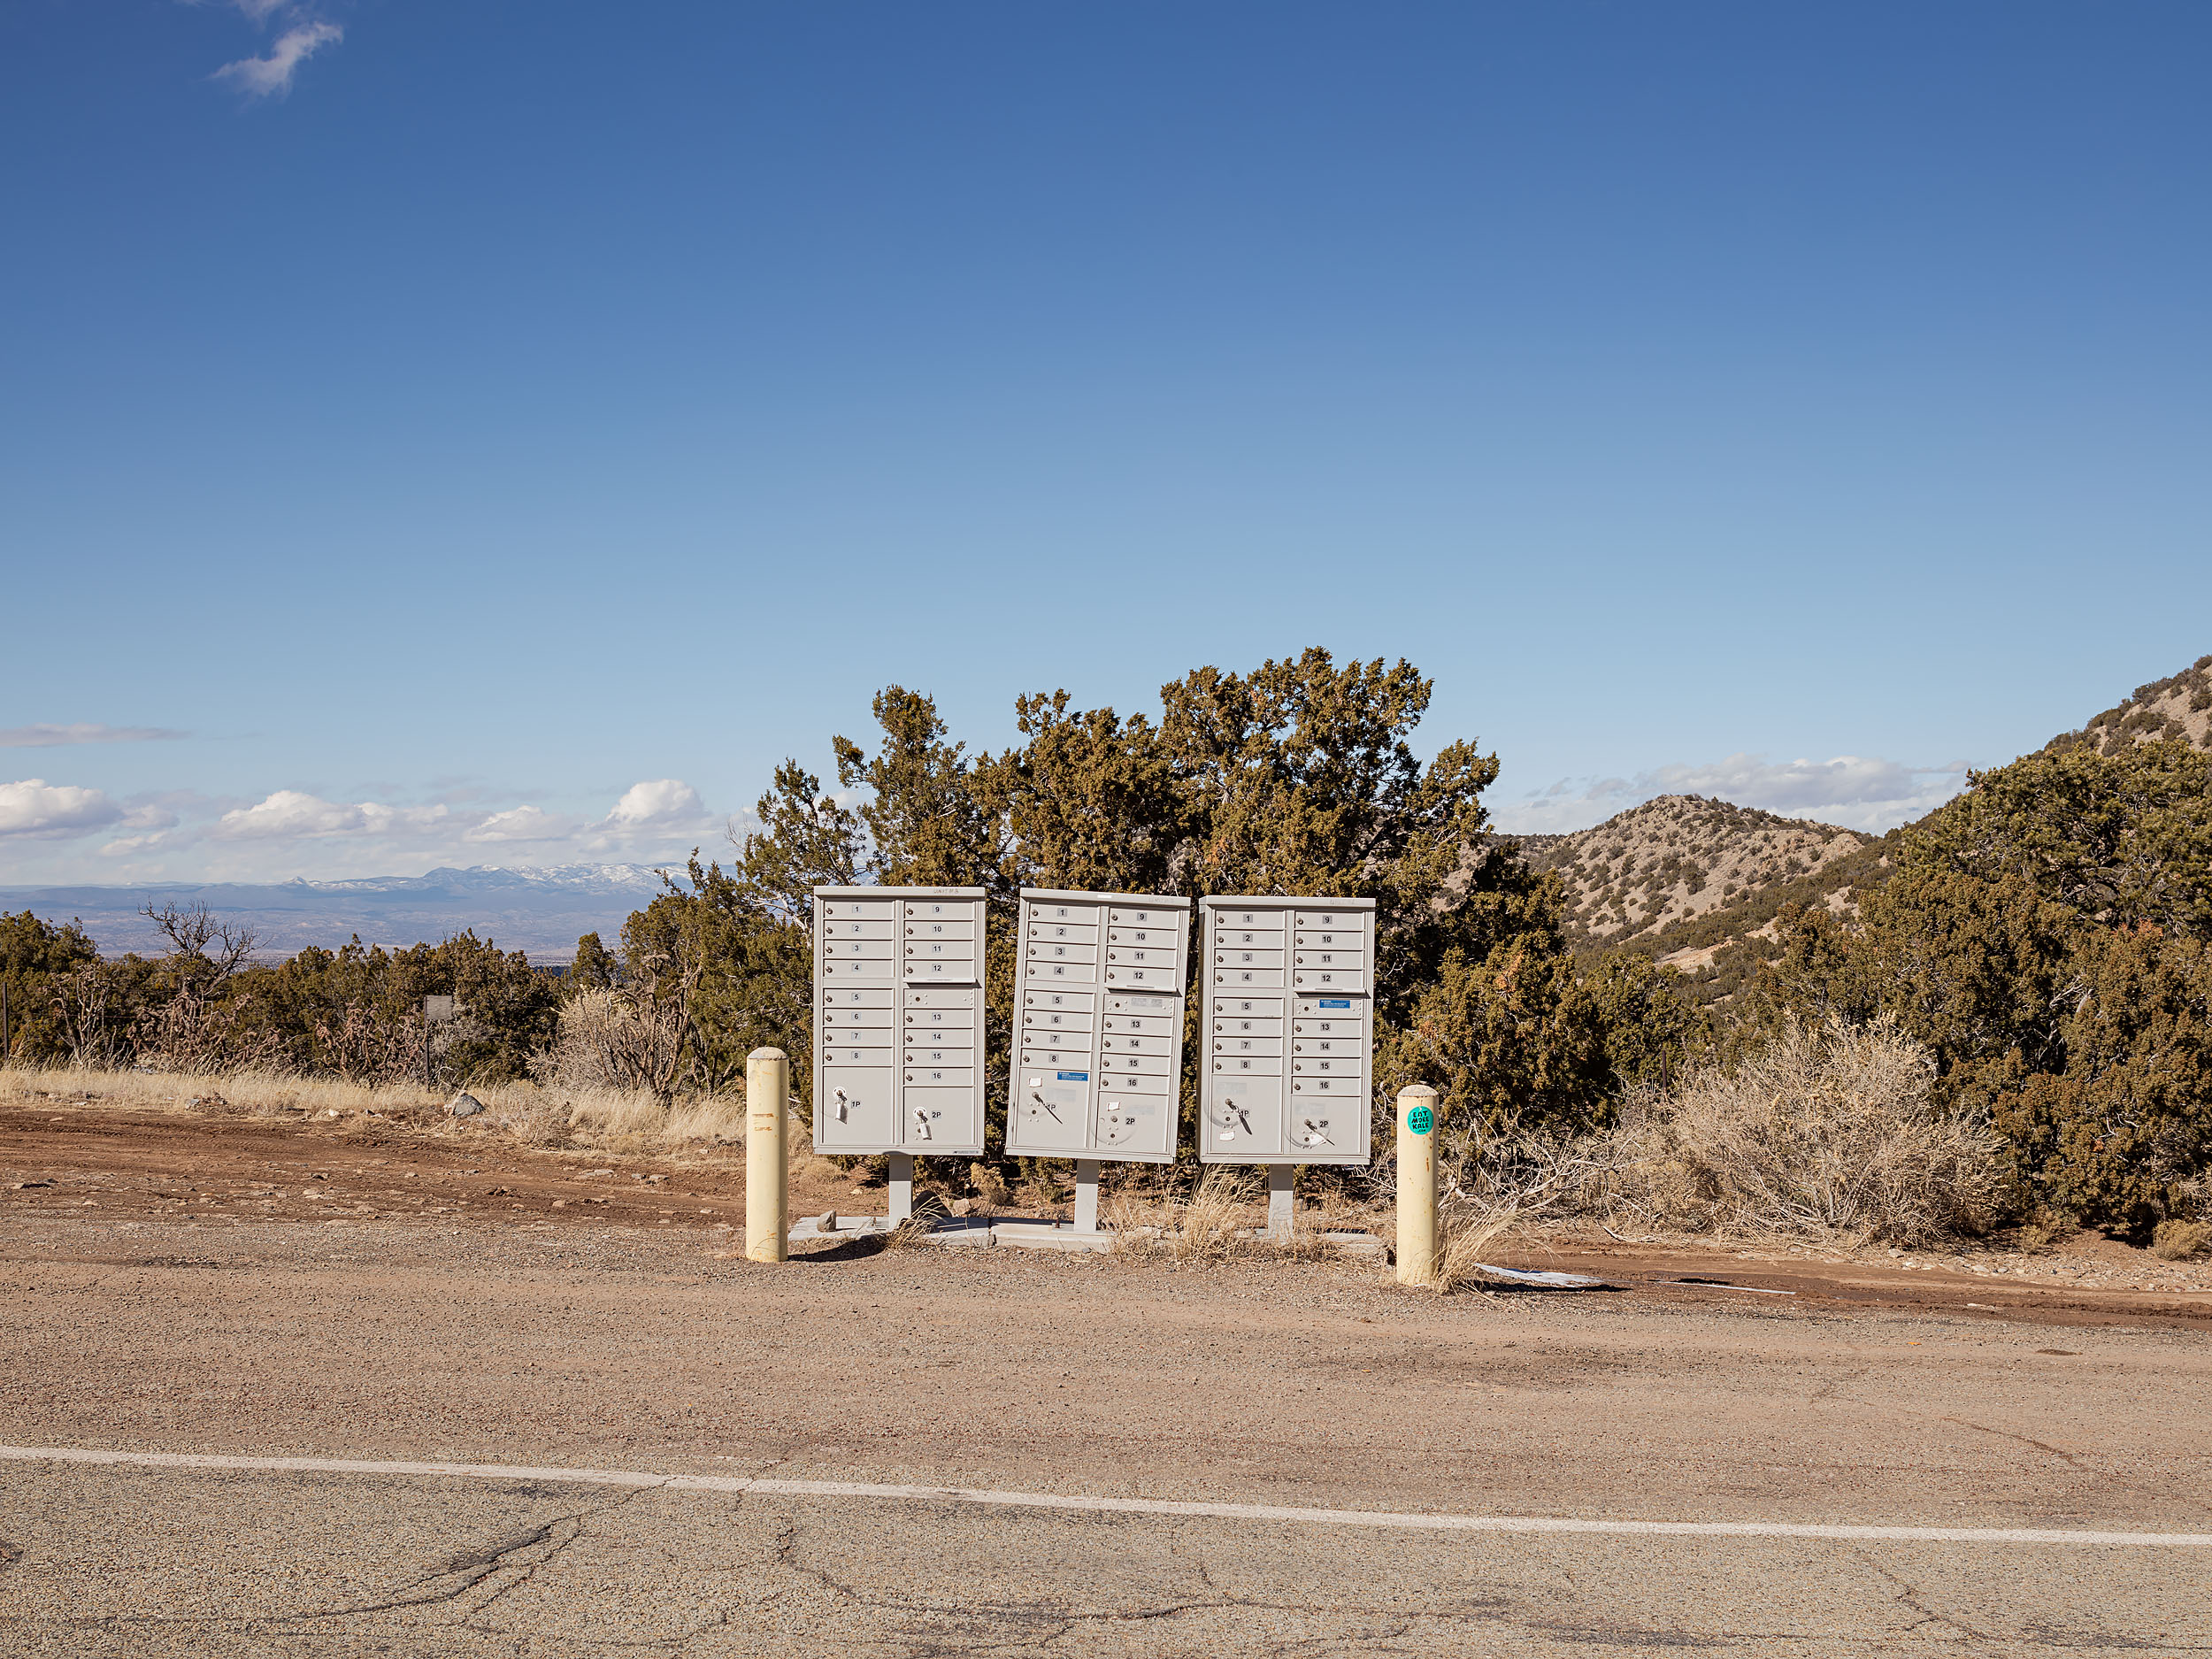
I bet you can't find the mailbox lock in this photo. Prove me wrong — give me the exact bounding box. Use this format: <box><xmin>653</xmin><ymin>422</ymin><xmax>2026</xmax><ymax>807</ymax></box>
<box><xmin>833</xmin><ymin>1088</ymin><xmax>850</xmax><ymax>1122</ymax></box>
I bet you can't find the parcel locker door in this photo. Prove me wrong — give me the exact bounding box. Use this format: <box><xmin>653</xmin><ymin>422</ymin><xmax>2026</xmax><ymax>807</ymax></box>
<box><xmin>1011</xmin><ymin>1063</ymin><xmax>1092</xmax><ymax>1151</ymax></box>
<box><xmin>1096</xmin><ymin>1084</ymin><xmax>1174</xmax><ymax>1157</ymax></box>
<box><xmin>1204</xmin><ymin>1072</ymin><xmax>1282</xmax><ymax>1156</ymax></box>
<box><xmin>817</xmin><ymin>1066</ymin><xmax>895</xmax><ymax>1151</ymax></box>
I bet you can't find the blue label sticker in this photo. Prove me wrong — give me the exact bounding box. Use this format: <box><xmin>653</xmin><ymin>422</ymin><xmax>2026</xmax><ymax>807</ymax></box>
<box><xmin>1056</xmin><ymin>1071</ymin><xmax>1090</xmax><ymax>1081</ymax></box>
<box><xmin>1318</xmin><ymin>998</ymin><xmax>1351</xmax><ymax>1009</ymax></box>
<box><xmin>1407</xmin><ymin>1104</ymin><xmax>1434</xmax><ymax>1135</ymax></box>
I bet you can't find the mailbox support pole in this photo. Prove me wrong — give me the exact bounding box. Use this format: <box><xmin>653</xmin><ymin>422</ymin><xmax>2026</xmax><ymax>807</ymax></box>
<box><xmin>887</xmin><ymin>1152</ymin><xmax>915</xmax><ymax>1225</ymax></box>
<box><xmin>1395</xmin><ymin>1084</ymin><xmax>1439</xmax><ymax>1286</ymax></box>
<box><xmin>745</xmin><ymin>1047</ymin><xmax>789</xmax><ymax>1263</ymax></box>
<box><xmin>1072</xmin><ymin>1158</ymin><xmax>1101</xmax><ymax>1233</ymax></box>
<box><xmin>1265</xmin><ymin>1164</ymin><xmax>1295</xmax><ymax>1242</ymax></box>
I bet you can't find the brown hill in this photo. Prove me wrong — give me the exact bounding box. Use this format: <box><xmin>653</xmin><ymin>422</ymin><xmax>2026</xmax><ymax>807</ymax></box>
<box><xmin>2043</xmin><ymin>656</ymin><xmax>2212</xmax><ymax>757</ymax></box>
<box><xmin>1517</xmin><ymin>795</ymin><xmax>1877</xmax><ymax>954</ymax></box>
<box><xmin>1520</xmin><ymin>650</ymin><xmax>2209</xmax><ymax>1010</ymax></box>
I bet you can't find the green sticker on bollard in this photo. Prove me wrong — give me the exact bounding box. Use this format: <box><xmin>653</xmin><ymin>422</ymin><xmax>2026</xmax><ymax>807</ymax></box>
<box><xmin>1406</xmin><ymin>1104</ymin><xmax>1433</xmax><ymax>1134</ymax></box>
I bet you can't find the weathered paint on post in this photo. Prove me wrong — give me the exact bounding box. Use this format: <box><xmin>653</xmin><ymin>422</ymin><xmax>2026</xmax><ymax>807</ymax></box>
<box><xmin>746</xmin><ymin>1047</ymin><xmax>790</xmax><ymax>1263</ymax></box>
<box><xmin>1394</xmin><ymin>1083</ymin><xmax>1438</xmax><ymax>1286</ymax></box>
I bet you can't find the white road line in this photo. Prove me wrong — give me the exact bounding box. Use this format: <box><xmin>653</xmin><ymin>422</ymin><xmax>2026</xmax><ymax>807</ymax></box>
<box><xmin>4</xmin><ymin>1444</ymin><xmax>2207</xmax><ymax>1548</ymax></box>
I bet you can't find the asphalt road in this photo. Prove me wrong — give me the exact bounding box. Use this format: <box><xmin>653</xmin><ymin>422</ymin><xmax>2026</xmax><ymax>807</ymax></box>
<box><xmin>4</xmin><ymin>1210</ymin><xmax>2209</xmax><ymax>1655</ymax></box>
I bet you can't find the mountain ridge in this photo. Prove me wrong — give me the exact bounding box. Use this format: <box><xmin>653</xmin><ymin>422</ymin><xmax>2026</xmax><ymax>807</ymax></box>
<box><xmin>0</xmin><ymin>864</ymin><xmax>672</xmax><ymax>962</ymax></box>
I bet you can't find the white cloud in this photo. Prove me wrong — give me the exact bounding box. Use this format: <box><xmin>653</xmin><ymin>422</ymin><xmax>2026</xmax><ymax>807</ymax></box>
<box><xmin>465</xmin><ymin>806</ymin><xmax>571</xmax><ymax>844</ymax></box>
<box><xmin>1494</xmin><ymin>753</ymin><xmax>1971</xmax><ymax>837</ymax></box>
<box><xmin>5</xmin><ymin>777</ymin><xmax>726</xmax><ymax>885</ymax></box>
<box><xmin>0</xmin><ymin>724</ymin><xmax>188</xmax><ymax>749</ymax></box>
<box><xmin>215</xmin><ymin>790</ymin><xmax>449</xmax><ymax>840</ymax></box>
<box><xmin>0</xmin><ymin>780</ymin><xmax>124</xmax><ymax>839</ymax></box>
<box><xmin>604</xmin><ymin>780</ymin><xmax>708</xmax><ymax>828</ymax></box>
<box><xmin>211</xmin><ymin>20</ymin><xmax>342</xmax><ymax>98</ymax></box>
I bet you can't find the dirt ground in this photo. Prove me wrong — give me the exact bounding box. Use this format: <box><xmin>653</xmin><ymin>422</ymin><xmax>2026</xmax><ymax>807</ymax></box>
<box><xmin>4</xmin><ymin>1101</ymin><xmax>2208</xmax><ymax>1331</ymax></box>
<box><xmin>6</xmin><ymin>1102</ymin><xmax>2212</xmax><ymax>1655</ymax></box>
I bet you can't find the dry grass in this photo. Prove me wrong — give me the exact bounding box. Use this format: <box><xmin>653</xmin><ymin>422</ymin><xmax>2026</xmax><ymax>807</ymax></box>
<box><xmin>0</xmin><ymin>1064</ymin><xmax>749</xmax><ymax>1159</ymax></box>
<box><xmin>1169</xmin><ymin>1167</ymin><xmax>1261</xmax><ymax>1260</ymax></box>
<box><xmin>2153</xmin><ymin>1218</ymin><xmax>2212</xmax><ymax>1262</ymax></box>
<box><xmin>884</xmin><ymin>1192</ymin><xmax>953</xmax><ymax>1249</ymax></box>
<box><xmin>1591</xmin><ymin>1015</ymin><xmax>2003</xmax><ymax>1248</ymax></box>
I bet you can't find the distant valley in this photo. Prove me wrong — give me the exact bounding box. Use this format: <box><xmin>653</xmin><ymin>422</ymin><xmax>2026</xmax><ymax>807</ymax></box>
<box><xmin>0</xmin><ymin>864</ymin><xmax>668</xmax><ymax>962</ymax></box>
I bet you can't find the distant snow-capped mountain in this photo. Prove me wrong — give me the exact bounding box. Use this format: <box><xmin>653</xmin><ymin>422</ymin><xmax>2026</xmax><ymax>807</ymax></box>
<box><xmin>0</xmin><ymin>864</ymin><xmax>680</xmax><ymax>963</ymax></box>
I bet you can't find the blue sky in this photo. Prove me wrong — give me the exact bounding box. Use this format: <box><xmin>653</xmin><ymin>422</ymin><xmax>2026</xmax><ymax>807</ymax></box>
<box><xmin>3</xmin><ymin>1</ymin><xmax>2207</xmax><ymax>884</ymax></box>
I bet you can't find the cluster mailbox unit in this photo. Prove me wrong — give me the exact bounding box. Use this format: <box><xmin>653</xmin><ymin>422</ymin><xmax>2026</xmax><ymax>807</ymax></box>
<box><xmin>1199</xmin><ymin>895</ymin><xmax>1375</xmax><ymax>1184</ymax></box>
<box><xmin>1006</xmin><ymin>888</ymin><xmax>1192</xmax><ymax>1164</ymax></box>
<box><xmin>803</xmin><ymin>883</ymin><xmax>1373</xmax><ymax>1243</ymax></box>
<box><xmin>812</xmin><ymin>887</ymin><xmax>988</xmax><ymax>1179</ymax></box>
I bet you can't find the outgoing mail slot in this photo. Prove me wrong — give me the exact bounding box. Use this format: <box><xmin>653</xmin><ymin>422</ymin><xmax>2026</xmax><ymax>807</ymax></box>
<box><xmin>1105</xmin><ymin>993</ymin><xmax>1177</xmax><ymax>1014</ymax></box>
<box><xmin>905</xmin><ymin>987</ymin><xmax>977</xmax><ymax>1007</ymax></box>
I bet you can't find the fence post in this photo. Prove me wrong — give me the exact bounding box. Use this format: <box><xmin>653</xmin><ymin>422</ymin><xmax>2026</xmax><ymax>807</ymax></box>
<box><xmin>1395</xmin><ymin>1083</ymin><xmax>1438</xmax><ymax>1286</ymax></box>
<box><xmin>746</xmin><ymin>1047</ymin><xmax>790</xmax><ymax>1263</ymax></box>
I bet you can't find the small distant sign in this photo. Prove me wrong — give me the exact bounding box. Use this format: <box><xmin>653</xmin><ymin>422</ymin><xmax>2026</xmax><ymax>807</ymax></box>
<box><xmin>422</xmin><ymin>995</ymin><xmax>456</xmax><ymax>1024</ymax></box>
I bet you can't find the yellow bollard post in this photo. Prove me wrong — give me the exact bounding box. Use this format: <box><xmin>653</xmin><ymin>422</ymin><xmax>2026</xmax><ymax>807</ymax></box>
<box><xmin>1395</xmin><ymin>1083</ymin><xmax>1438</xmax><ymax>1286</ymax></box>
<box><xmin>746</xmin><ymin>1047</ymin><xmax>790</xmax><ymax>1263</ymax></box>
